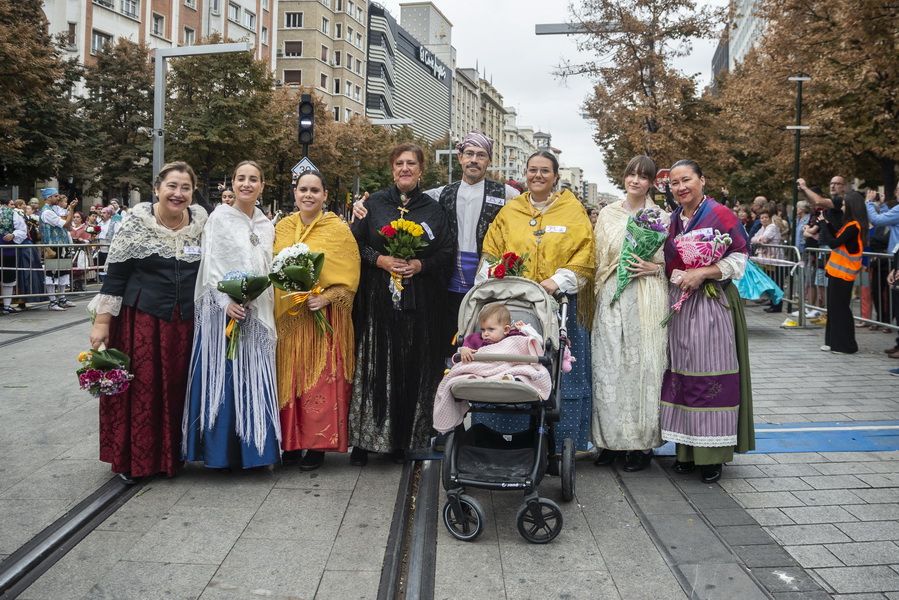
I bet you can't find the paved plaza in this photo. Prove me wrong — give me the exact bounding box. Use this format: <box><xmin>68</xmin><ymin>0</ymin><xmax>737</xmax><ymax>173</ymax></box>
<box><xmin>0</xmin><ymin>301</ymin><xmax>898</xmax><ymax>599</ymax></box>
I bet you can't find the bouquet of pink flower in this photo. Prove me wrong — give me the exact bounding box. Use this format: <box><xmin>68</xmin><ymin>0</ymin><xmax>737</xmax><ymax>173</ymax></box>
<box><xmin>76</xmin><ymin>347</ymin><xmax>134</xmax><ymax>397</ymax></box>
<box><xmin>610</xmin><ymin>208</ymin><xmax>668</xmax><ymax>304</ymax></box>
<box><xmin>662</xmin><ymin>227</ymin><xmax>732</xmax><ymax>325</ymax></box>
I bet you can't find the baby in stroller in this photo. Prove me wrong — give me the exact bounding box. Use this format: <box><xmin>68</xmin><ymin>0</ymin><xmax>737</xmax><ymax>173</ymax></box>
<box><xmin>433</xmin><ymin>303</ymin><xmax>552</xmax><ymax>435</ymax></box>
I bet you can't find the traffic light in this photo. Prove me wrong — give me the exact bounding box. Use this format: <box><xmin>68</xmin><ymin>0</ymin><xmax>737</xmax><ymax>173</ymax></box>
<box><xmin>298</xmin><ymin>94</ymin><xmax>314</xmax><ymax>148</ymax></box>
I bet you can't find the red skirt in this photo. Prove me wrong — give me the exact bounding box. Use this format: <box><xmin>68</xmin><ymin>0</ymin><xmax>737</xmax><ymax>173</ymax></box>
<box><xmin>99</xmin><ymin>306</ymin><xmax>193</xmax><ymax>477</ymax></box>
<box><xmin>280</xmin><ymin>351</ymin><xmax>350</xmax><ymax>453</ymax></box>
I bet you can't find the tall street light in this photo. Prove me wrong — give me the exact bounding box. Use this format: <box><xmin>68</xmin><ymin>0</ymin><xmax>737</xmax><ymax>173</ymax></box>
<box><xmin>787</xmin><ymin>74</ymin><xmax>811</xmax><ymax>244</ymax></box>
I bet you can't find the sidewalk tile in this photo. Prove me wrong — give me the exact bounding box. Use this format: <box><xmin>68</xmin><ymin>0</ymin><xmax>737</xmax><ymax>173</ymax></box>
<box><xmin>780</xmin><ymin>506</ymin><xmax>859</xmax><ymax>524</ymax></box>
<box><xmin>315</xmin><ymin>570</ymin><xmax>380</xmax><ymax>600</ymax></box>
<box><xmin>754</xmin><ymin>566</ymin><xmax>823</xmax><ymax>593</ymax></box>
<box><xmin>844</xmin><ymin>504</ymin><xmax>899</xmax><ymax>522</ymax></box>
<box><xmin>759</xmin><ymin>464</ymin><xmax>821</xmax><ymax>478</ymax></box>
<box><xmin>96</xmin><ymin>479</ymin><xmax>190</xmax><ymax>534</ymax></box>
<box><xmin>784</xmin><ymin>545</ymin><xmax>844</xmax><ymax>568</ymax></box>
<box><xmin>747</xmin><ymin>508</ymin><xmax>796</xmax><ymax>526</ymax></box>
<box><xmin>642</xmin><ymin>514</ymin><xmax>736</xmax><ymax>565</ymax></box>
<box><xmin>767</xmin><ymin>524</ymin><xmax>852</xmax><ymax>545</ymax></box>
<box><xmin>818</xmin><ymin>452</ymin><xmax>886</xmax><ymax>463</ymax></box>
<box><xmin>825</xmin><ymin>542</ymin><xmax>899</xmax><ymax>566</ymax></box>
<box><xmin>749</xmin><ymin>478</ymin><xmax>814</xmax><ymax>492</ymax></box>
<box><xmin>717</xmin><ymin>524</ymin><xmax>776</xmax><ymax>546</ymax></box>
<box><xmin>772</xmin><ymin>454</ymin><xmax>829</xmax><ymax>464</ymax></box>
<box><xmin>792</xmin><ymin>490</ymin><xmax>864</xmax><ymax>507</ymax></box>
<box><xmin>86</xmin><ymin>561</ymin><xmax>217</xmax><ymax>600</ymax></box>
<box><xmin>242</xmin><ymin>488</ymin><xmax>351</xmax><ymax>541</ymax></box>
<box><xmin>723</xmin><ymin>465</ymin><xmax>767</xmax><ymax>478</ymax></box>
<box><xmin>837</xmin><ymin>522</ymin><xmax>899</xmax><ymax>542</ymax></box>
<box><xmin>503</xmin><ymin>571</ymin><xmax>622</xmax><ymax>600</ymax></box>
<box><xmin>732</xmin><ymin>544</ymin><xmax>797</xmax><ymax>568</ymax></box>
<box><xmin>0</xmin><ymin>498</ymin><xmax>69</xmax><ymax>555</ymax></box>
<box><xmin>676</xmin><ymin>564</ymin><xmax>767</xmax><ymax>600</ymax></box>
<box><xmin>812</xmin><ymin>462</ymin><xmax>876</xmax><ymax>475</ymax></box>
<box><xmin>854</xmin><ymin>489</ymin><xmax>899</xmax><ymax>504</ymax></box>
<box><xmin>732</xmin><ymin>491</ymin><xmax>805</xmax><ymax>509</ymax></box>
<box><xmin>434</xmin><ymin>572</ymin><xmax>505</xmax><ymax>600</ymax></box>
<box><xmin>800</xmin><ymin>475</ymin><xmax>871</xmax><ymax>490</ymax></box>
<box><xmin>274</xmin><ymin>459</ymin><xmax>361</xmax><ymax>491</ymax></box>
<box><xmin>730</xmin><ymin>454</ymin><xmax>778</xmax><ymax>465</ymax></box>
<box><xmin>703</xmin><ymin>508</ymin><xmax>758</xmax><ymax>527</ymax></box>
<box><xmin>814</xmin><ymin>566</ymin><xmax>899</xmax><ymax>594</ymax></box>
<box><xmin>858</xmin><ymin>474</ymin><xmax>899</xmax><ymax>488</ymax></box>
<box><xmin>866</xmin><ymin>463</ymin><xmax>899</xmax><ymax>474</ymax></box>
<box><xmin>719</xmin><ymin>479</ymin><xmax>756</xmax><ymax>494</ymax></box>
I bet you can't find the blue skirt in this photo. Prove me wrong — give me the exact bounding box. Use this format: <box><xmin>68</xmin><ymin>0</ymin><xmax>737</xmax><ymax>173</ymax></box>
<box><xmin>471</xmin><ymin>294</ymin><xmax>593</xmax><ymax>453</ymax></box>
<box><xmin>735</xmin><ymin>260</ymin><xmax>784</xmax><ymax>305</ymax></box>
<box><xmin>182</xmin><ymin>331</ymin><xmax>281</xmax><ymax>469</ymax></box>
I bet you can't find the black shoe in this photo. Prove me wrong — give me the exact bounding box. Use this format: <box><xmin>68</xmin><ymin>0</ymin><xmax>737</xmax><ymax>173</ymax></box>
<box><xmin>433</xmin><ymin>432</ymin><xmax>448</xmax><ymax>452</ymax></box>
<box><xmin>117</xmin><ymin>472</ymin><xmax>137</xmax><ymax>485</ymax></box>
<box><xmin>299</xmin><ymin>450</ymin><xmax>325</xmax><ymax>471</ymax></box>
<box><xmin>349</xmin><ymin>447</ymin><xmax>368</xmax><ymax>467</ymax></box>
<box><xmin>593</xmin><ymin>449</ymin><xmax>621</xmax><ymax>466</ymax></box>
<box><xmin>622</xmin><ymin>450</ymin><xmax>653</xmax><ymax>472</ymax></box>
<box><xmin>672</xmin><ymin>460</ymin><xmax>695</xmax><ymax>474</ymax></box>
<box><xmin>390</xmin><ymin>449</ymin><xmax>406</xmax><ymax>464</ymax></box>
<box><xmin>764</xmin><ymin>305</ymin><xmax>783</xmax><ymax>313</ymax></box>
<box><xmin>281</xmin><ymin>449</ymin><xmax>303</xmax><ymax>465</ymax></box>
<box><xmin>701</xmin><ymin>464</ymin><xmax>722</xmax><ymax>483</ymax></box>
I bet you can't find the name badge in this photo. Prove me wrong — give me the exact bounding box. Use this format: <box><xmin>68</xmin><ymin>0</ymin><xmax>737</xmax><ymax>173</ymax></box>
<box><xmin>421</xmin><ymin>222</ymin><xmax>435</xmax><ymax>240</ymax></box>
<box><xmin>545</xmin><ymin>225</ymin><xmax>567</xmax><ymax>234</ymax></box>
<box><xmin>183</xmin><ymin>245</ymin><xmax>202</xmax><ymax>256</ymax></box>
<box><xmin>485</xmin><ymin>196</ymin><xmax>505</xmax><ymax>207</ymax></box>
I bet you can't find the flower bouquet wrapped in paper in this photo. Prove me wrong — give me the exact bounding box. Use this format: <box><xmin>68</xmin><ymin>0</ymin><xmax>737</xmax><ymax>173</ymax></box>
<box><xmin>269</xmin><ymin>242</ymin><xmax>331</xmax><ymax>335</ymax></box>
<box><xmin>487</xmin><ymin>251</ymin><xmax>528</xmax><ymax>279</ymax></box>
<box><xmin>610</xmin><ymin>208</ymin><xmax>668</xmax><ymax>304</ymax></box>
<box><xmin>662</xmin><ymin>227</ymin><xmax>732</xmax><ymax>325</ymax></box>
<box><xmin>217</xmin><ymin>270</ymin><xmax>272</xmax><ymax>359</ymax></box>
<box><xmin>379</xmin><ymin>218</ymin><xmax>428</xmax><ymax>307</ymax></box>
<box><xmin>76</xmin><ymin>347</ymin><xmax>133</xmax><ymax>397</ymax></box>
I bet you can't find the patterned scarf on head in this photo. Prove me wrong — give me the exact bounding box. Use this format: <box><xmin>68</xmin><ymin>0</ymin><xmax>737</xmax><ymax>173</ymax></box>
<box><xmin>455</xmin><ymin>130</ymin><xmax>494</xmax><ymax>158</ymax></box>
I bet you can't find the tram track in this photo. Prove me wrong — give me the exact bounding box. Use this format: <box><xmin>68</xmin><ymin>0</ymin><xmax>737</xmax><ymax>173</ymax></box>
<box><xmin>0</xmin><ymin>317</ymin><xmax>91</xmax><ymax>349</ymax></box>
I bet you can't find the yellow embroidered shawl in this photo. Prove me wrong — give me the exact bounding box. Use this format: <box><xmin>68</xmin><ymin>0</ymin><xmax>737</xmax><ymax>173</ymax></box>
<box><xmin>482</xmin><ymin>188</ymin><xmax>595</xmax><ymax>323</ymax></box>
<box><xmin>273</xmin><ymin>211</ymin><xmax>360</xmax><ymax>408</ymax></box>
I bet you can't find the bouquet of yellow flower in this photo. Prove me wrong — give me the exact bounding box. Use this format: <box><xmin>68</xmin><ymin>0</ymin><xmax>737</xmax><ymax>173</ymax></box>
<box><xmin>75</xmin><ymin>347</ymin><xmax>133</xmax><ymax>397</ymax></box>
<box><xmin>379</xmin><ymin>218</ymin><xmax>428</xmax><ymax>306</ymax></box>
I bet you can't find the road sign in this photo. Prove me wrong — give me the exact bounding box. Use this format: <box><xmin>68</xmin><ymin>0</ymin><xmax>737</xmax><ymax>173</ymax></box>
<box><xmin>291</xmin><ymin>157</ymin><xmax>318</xmax><ymax>177</ymax></box>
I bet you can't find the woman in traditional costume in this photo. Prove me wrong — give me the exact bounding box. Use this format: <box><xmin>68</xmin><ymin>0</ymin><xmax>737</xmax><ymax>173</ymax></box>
<box><xmin>275</xmin><ymin>171</ymin><xmax>360</xmax><ymax>471</ymax></box>
<box><xmin>88</xmin><ymin>161</ymin><xmax>206</xmax><ymax>482</ymax></box>
<box><xmin>591</xmin><ymin>155</ymin><xmax>669</xmax><ymax>472</ymax></box>
<box><xmin>183</xmin><ymin>160</ymin><xmax>281</xmax><ymax>469</ymax></box>
<box><xmin>349</xmin><ymin>143</ymin><xmax>454</xmax><ymax>465</ymax></box>
<box><xmin>477</xmin><ymin>150</ymin><xmax>595</xmax><ymax>452</ymax></box>
<box><xmin>663</xmin><ymin>159</ymin><xmax>755</xmax><ymax>483</ymax></box>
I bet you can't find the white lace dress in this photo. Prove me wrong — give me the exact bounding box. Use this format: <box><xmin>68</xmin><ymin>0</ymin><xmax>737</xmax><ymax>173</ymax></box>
<box><xmin>590</xmin><ymin>199</ymin><xmax>669</xmax><ymax>451</ymax></box>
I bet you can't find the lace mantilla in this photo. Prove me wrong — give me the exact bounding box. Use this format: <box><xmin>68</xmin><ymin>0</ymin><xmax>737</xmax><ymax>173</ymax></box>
<box><xmin>107</xmin><ymin>203</ymin><xmax>207</xmax><ymax>264</ymax></box>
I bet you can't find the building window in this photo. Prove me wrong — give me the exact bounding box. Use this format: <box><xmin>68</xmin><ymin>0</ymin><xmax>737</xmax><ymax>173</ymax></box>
<box><xmin>184</xmin><ymin>27</ymin><xmax>195</xmax><ymax>45</ymax></box>
<box><xmin>320</xmin><ymin>45</ymin><xmax>329</xmax><ymax>62</ymax></box>
<box><xmin>335</xmin><ymin>23</ymin><xmax>342</xmax><ymax>39</ymax></box>
<box><xmin>336</xmin><ymin>0</ymin><xmax>342</xmax><ymax>10</ymax></box>
<box><xmin>345</xmin><ymin>108</ymin><xmax>352</xmax><ymax>121</ymax></box>
<box><xmin>284</xmin><ymin>41</ymin><xmax>302</xmax><ymax>56</ymax></box>
<box><xmin>334</xmin><ymin>51</ymin><xmax>341</xmax><ymax>66</ymax></box>
<box><xmin>261</xmin><ymin>26</ymin><xmax>268</xmax><ymax>44</ymax></box>
<box><xmin>283</xmin><ymin>70</ymin><xmax>302</xmax><ymax>85</ymax></box>
<box><xmin>334</xmin><ymin>106</ymin><xmax>340</xmax><ymax>122</ymax></box>
<box><xmin>262</xmin><ymin>0</ymin><xmax>269</xmax><ymax>9</ymax></box>
<box><xmin>66</xmin><ymin>22</ymin><xmax>77</xmax><ymax>47</ymax></box>
<box><xmin>210</xmin><ymin>0</ymin><xmax>220</xmax><ymax>15</ymax></box>
<box><xmin>228</xmin><ymin>2</ymin><xmax>239</xmax><ymax>23</ymax></box>
<box><xmin>354</xmin><ymin>59</ymin><xmax>362</xmax><ymax>75</ymax></box>
<box><xmin>334</xmin><ymin>78</ymin><xmax>341</xmax><ymax>94</ymax></box>
<box><xmin>185</xmin><ymin>0</ymin><xmax>196</xmax><ymax>8</ymax></box>
<box><xmin>91</xmin><ymin>30</ymin><xmax>112</xmax><ymax>54</ymax></box>
<box><xmin>285</xmin><ymin>12</ymin><xmax>303</xmax><ymax>28</ymax></box>
<box><xmin>347</xmin><ymin>1</ymin><xmax>355</xmax><ymax>17</ymax></box>
<box><xmin>354</xmin><ymin>84</ymin><xmax>361</xmax><ymax>101</ymax></box>
<box><xmin>243</xmin><ymin>10</ymin><xmax>256</xmax><ymax>29</ymax></box>
<box><xmin>346</xmin><ymin>26</ymin><xmax>353</xmax><ymax>42</ymax></box>
<box><xmin>345</xmin><ymin>85</ymin><xmax>351</xmax><ymax>97</ymax></box>
<box><xmin>321</xmin><ymin>17</ymin><xmax>329</xmax><ymax>35</ymax></box>
<box><xmin>355</xmin><ymin>32</ymin><xmax>362</xmax><ymax>48</ymax></box>
<box><xmin>93</xmin><ymin>0</ymin><xmax>114</xmax><ymax>9</ymax></box>
<box><xmin>320</xmin><ymin>73</ymin><xmax>328</xmax><ymax>89</ymax></box>
<box><xmin>152</xmin><ymin>13</ymin><xmax>165</xmax><ymax>36</ymax></box>
<box><xmin>346</xmin><ymin>54</ymin><xmax>353</xmax><ymax>71</ymax></box>
<box><xmin>121</xmin><ymin>0</ymin><xmax>139</xmax><ymax>18</ymax></box>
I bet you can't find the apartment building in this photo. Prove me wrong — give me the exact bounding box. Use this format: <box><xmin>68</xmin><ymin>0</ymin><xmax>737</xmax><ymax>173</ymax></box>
<box><xmin>503</xmin><ymin>107</ymin><xmax>536</xmax><ymax>181</ymax></box>
<box><xmin>42</xmin><ymin>0</ymin><xmax>275</xmax><ymax>67</ymax></box>
<box><xmin>478</xmin><ymin>77</ymin><xmax>504</xmax><ymax>172</ymax></box>
<box><xmin>275</xmin><ymin>0</ymin><xmax>367</xmax><ymax>122</ymax></box>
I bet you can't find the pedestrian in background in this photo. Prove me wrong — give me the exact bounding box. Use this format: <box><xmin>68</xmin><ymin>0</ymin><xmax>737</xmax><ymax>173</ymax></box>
<box><xmin>88</xmin><ymin>161</ymin><xmax>207</xmax><ymax>482</ymax></box>
<box><xmin>0</xmin><ymin>203</ymin><xmax>27</xmax><ymax>314</ymax></box>
<box><xmin>751</xmin><ymin>205</ymin><xmax>783</xmax><ymax>313</ymax></box>
<box><xmin>819</xmin><ymin>190</ymin><xmax>868</xmax><ymax>354</ymax></box>
<box><xmin>274</xmin><ymin>171</ymin><xmax>360</xmax><ymax>471</ymax></box>
<box><xmin>662</xmin><ymin>159</ymin><xmax>755</xmax><ymax>484</ymax></box>
<box><xmin>38</xmin><ymin>188</ymin><xmax>76</xmax><ymax>311</ymax></box>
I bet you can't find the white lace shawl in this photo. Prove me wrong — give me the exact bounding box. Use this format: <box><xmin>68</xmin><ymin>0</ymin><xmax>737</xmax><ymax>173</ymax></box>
<box><xmin>88</xmin><ymin>202</ymin><xmax>207</xmax><ymax>317</ymax></box>
<box><xmin>184</xmin><ymin>204</ymin><xmax>280</xmax><ymax>454</ymax></box>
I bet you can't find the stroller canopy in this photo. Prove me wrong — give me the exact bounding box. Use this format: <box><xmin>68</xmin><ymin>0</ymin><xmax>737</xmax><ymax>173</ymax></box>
<box><xmin>457</xmin><ymin>277</ymin><xmax>561</xmax><ymax>348</ymax></box>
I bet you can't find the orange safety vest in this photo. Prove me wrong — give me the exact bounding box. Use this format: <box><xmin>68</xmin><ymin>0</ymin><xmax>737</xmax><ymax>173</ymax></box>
<box><xmin>824</xmin><ymin>220</ymin><xmax>863</xmax><ymax>281</ymax></box>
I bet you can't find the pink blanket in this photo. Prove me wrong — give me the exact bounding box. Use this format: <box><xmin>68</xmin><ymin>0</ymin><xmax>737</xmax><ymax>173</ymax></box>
<box><xmin>432</xmin><ymin>335</ymin><xmax>552</xmax><ymax>434</ymax></box>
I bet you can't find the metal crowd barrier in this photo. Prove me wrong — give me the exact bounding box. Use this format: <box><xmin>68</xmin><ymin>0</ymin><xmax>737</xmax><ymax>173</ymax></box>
<box><xmin>0</xmin><ymin>242</ymin><xmax>107</xmax><ymax>307</ymax></box>
<box><xmin>803</xmin><ymin>247</ymin><xmax>898</xmax><ymax>333</ymax></box>
<box><xmin>749</xmin><ymin>243</ymin><xmax>807</xmax><ymax>326</ymax></box>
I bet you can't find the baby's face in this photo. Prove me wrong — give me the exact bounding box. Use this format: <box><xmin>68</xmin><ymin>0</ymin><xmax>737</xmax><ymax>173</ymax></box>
<box><xmin>481</xmin><ymin>317</ymin><xmax>510</xmax><ymax>343</ymax></box>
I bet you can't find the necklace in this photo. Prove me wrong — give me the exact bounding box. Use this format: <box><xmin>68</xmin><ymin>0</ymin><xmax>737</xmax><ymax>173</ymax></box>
<box><xmin>155</xmin><ymin>207</ymin><xmax>186</xmax><ymax>231</ymax></box>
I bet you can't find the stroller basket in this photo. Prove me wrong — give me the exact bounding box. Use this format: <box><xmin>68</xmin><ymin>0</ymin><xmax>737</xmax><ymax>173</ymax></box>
<box><xmin>454</xmin><ymin>425</ymin><xmax>541</xmax><ymax>483</ymax></box>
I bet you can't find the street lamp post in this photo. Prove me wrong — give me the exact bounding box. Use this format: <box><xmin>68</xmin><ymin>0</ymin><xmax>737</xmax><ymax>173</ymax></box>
<box><xmin>786</xmin><ymin>74</ymin><xmax>811</xmax><ymax>245</ymax></box>
<box><xmin>152</xmin><ymin>42</ymin><xmax>252</xmax><ymax>180</ymax></box>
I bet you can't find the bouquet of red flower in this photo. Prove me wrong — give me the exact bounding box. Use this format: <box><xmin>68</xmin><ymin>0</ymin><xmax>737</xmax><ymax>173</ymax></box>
<box><xmin>661</xmin><ymin>227</ymin><xmax>732</xmax><ymax>325</ymax></box>
<box><xmin>487</xmin><ymin>252</ymin><xmax>528</xmax><ymax>279</ymax></box>
<box><xmin>76</xmin><ymin>347</ymin><xmax>134</xmax><ymax>397</ymax></box>
<box><xmin>379</xmin><ymin>218</ymin><xmax>428</xmax><ymax>305</ymax></box>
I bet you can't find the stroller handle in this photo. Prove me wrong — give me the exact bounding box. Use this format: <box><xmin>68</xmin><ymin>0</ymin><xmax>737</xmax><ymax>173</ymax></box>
<box><xmin>470</xmin><ymin>353</ymin><xmax>542</xmax><ymax>364</ymax></box>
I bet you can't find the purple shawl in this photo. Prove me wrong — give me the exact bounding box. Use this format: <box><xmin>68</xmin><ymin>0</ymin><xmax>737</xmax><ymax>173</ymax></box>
<box><xmin>664</xmin><ymin>199</ymin><xmax>749</xmax><ymax>277</ymax></box>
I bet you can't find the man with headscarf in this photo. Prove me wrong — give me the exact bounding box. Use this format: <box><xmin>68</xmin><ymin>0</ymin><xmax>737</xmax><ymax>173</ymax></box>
<box><xmin>354</xmin><ymin>130</ymin><xmax>519</xmax><ymax>316</ymax></box>
<box><xmin>38</xmin><ymin>187</ymin><xmax>76</xmax><ymax>310</ymax></box>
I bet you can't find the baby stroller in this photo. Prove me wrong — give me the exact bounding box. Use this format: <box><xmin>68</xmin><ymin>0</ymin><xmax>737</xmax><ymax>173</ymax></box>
<box><xmin>441</xmin><ymin>277</ymin><xmax>574</xmax><ymax>544</ymax></box>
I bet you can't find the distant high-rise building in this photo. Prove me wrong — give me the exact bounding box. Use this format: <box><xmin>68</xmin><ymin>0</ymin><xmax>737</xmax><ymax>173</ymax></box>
<box><xmin>399</xmin><ymin>2</ymin><xmax>455</xmax><ymax>69</ymax></box>
<box><xmin>729</xmin><ymin>0</ymin><xmax>765</xmax><ymax>69</ymax></box>
<box><xmin>502</xmin><ymin>107</ymin><xmax>536</xmax><ymax>182</ymax></box>
<box><xmin>42</xmin><ymin>0</ymin><xmax>275</xmax><ymax>69</ymax></box>
<box><xmin>275</xmin><ymin>0</ymin><xmax>368</xmax><ymax>122</ymax></box>
<box><xmin>453</xmin><ymin>67</ymin><xmax>480</xmax><ymax>141</ymax></box>
<box><xmin>711</xmin><ymin>29</ymin><xmax>729</xmax><ymax>90</ymax></box>
<box><xmin>478</xmin><ymin>76</ymin><xmax>505</xmax><ymax>174</ymax></box>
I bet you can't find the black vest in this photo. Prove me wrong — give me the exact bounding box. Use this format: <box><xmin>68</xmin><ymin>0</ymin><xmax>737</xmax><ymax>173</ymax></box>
<box><xmin>438</xmin><ymin>179</ymin><xmax>508</xmax><ymax>256</ymax></box>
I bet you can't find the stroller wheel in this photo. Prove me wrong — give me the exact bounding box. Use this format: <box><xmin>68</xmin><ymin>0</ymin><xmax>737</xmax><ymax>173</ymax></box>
<box><xmin>561</xmin><ymin>438</ymin><xmax>575</xmax><ymax>502</ymax></box>
<box><xmin>516</xmin><ymin>498</ymin><xmax>563</xmax><ymax>544</ymax></box>
<box><xmin>443</xmin><ymin>494</ymin><xmax>485</xmax><ymax>542</ymax></box>
<box><xmin>441</xmin><ymin>431</ymin><xmax>459</xmax><ymax>491</ymax></box>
